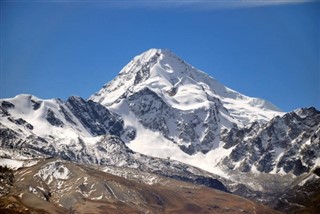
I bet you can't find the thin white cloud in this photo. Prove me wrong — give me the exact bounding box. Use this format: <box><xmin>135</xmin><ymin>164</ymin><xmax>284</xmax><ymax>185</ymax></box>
<box><xmin>20</xmin><ymin>0</ymin><xmax>315</xmax><ymax>10</ymax></box>
<box><xmin>84</xmin><ymin>0</ymin><xmax>316</xmax><ymax>10</ymax></box>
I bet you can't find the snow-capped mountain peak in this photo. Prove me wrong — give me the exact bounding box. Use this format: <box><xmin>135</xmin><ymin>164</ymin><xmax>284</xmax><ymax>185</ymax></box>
<box><xmin>88</xmin><ymin>49</ymin><xmax>288</xmax><ymax>174</ymax></box>
<box><xmin>90</xmin><ymin>48</ymin><xmax>283</xmax><ymax>125</ymax></box>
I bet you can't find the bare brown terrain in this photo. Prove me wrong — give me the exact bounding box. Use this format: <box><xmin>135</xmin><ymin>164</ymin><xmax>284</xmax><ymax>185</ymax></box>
<box><xmin>0</xmin><ymin>158</ymin><xmax>278</xmax><ymax>214</ymax></box>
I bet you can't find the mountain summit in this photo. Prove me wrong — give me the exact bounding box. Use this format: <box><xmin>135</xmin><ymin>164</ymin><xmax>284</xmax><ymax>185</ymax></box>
<box><xmin>91</xmin><ymin>49</ymin><xmax>299</xmax><ymax>174</ymax></box>
<box><xmin>90</xmin><ymin>49</ymin><xmax>286</xmax><ymax>165</ymax></box>
<box><xmin>91</xmin><ymin>49</ymin><xmax>282</xmax><ymax>126</ymax></box>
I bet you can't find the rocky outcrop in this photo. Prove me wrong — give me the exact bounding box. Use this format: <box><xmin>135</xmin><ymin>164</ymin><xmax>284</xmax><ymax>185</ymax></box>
<box><xmin>221</xmin><ymin>107</ymin><xmax>320</xmax><ymax>176</ymax></box>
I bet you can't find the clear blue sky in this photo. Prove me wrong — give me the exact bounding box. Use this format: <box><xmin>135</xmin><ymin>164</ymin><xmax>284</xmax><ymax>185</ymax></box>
<box><xmin>1</xmin><ymin>1</ymin><xmax>319</xmax><ymax>112</ymax></box>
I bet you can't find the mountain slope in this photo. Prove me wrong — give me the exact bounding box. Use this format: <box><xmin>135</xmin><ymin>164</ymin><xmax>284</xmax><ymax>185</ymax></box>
<box><xmin>0</xmin><ymin>95</ymin><xmax>234</xmax><ymax>194</ymax></box>
<box><xmin>221</xmin><ymin>107</ymin><xmax>320</xmax><ymax>176</ymax></box>
<box><xmin>0</xmin><ymin>158</ymin><xmax>278</xmax><ymax>214</ymax></box>
<box><xmin>0</xmin><ymin>94</ymin><xmax>124</xmax><ymax>144</ymax></box>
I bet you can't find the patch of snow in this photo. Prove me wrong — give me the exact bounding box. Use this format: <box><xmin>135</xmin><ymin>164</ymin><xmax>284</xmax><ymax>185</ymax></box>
<box><xmin>0</xmin><ymin>158</ymin><xmax>24</xmax><ymax>169</ymax></box>
<box><xmin>29</xmin><ymin>186</ymin><xmax>38</xmax><ymax>194</ymax></box>
<box><xmin>251</xmin><ymin>165</ymin><xmax>260</xmax><ymax>174</ymax></box>
<box><xmin>127</xmin><ymin>123</ymin><xmax>231</xmax><ymax>177</ymax></box>
<box><xmin>91</xmin><ymin>195</ymin><xmax>103</xmax><ymax>200</ymax></box>
<box><xmin>37</xmin><ymin>186</ymin><xmax>46</xmax><ymax>192</ymax></box>
<box><xmin>34</xmin><ymin>161</ymin><xmax>71</xmax><ymax>185</ymax></box>
<box><xmin>314</xmin><ymin>158</ymin><xmax>320</xmax><ymax>167</ymax></box>
<box><xmin>299</xmin><ymin>174</ymin><xmax>319</xmax><ymax>186</ymax></box>
<box><xmin>56</xmin><ymin>180</ymin><xmax>64</xmax><ymax>190</ymax></box>
<box><xmin>0</xmin><ymin>149</ymin><xmax>32</xmax><ymax>160</ymax></box>
<box><xmin>83</xmin><ymin>177</ymin><xmax>88</xmax><ymax>185</ymax></box>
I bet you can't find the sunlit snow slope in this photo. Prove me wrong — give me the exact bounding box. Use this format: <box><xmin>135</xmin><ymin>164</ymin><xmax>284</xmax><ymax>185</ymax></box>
<box><xmin>91</xmin><ymin>49</ymin><xmax>283</xmax><ymax>125</ymax></box>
